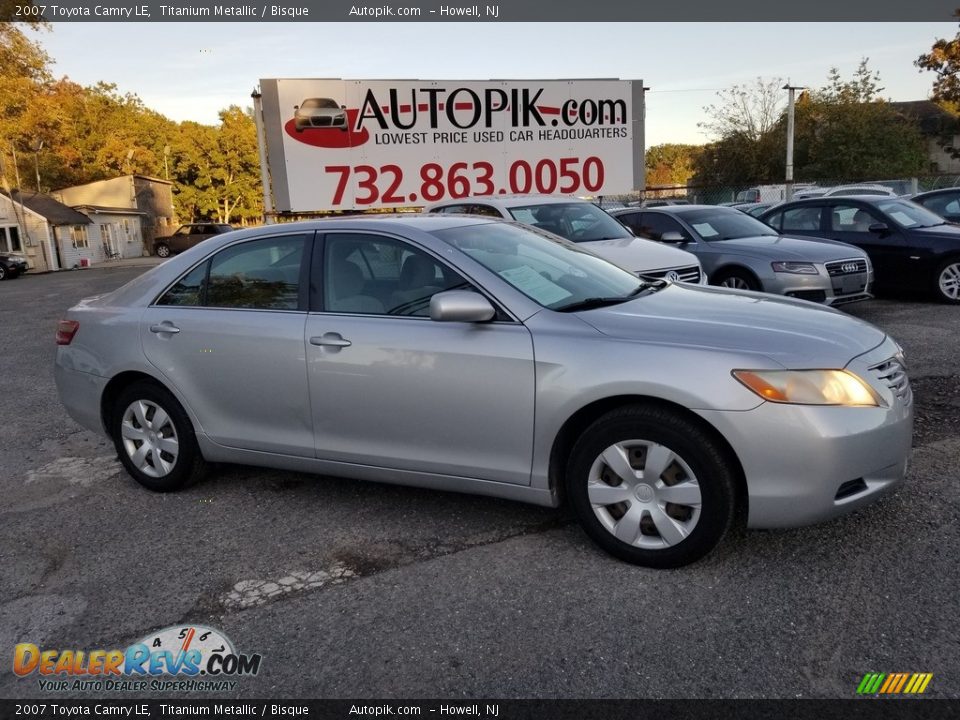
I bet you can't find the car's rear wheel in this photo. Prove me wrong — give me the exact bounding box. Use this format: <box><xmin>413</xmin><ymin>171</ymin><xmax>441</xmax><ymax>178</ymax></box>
<box><xmin>934</xmin><ymin>259</ymin><xmax>960</xmax><ymax>303</ymax></box>
<box><xmin>713</xmin><ymin>268</ymin><xmax>760</xmax><ymax>291</ymax></box>
<box><xmin>0</xmin><ymin>265</ymin><xmax>6</xmax><ymax>281</ymax></box>
<box><xmin>112</xmin><ymin>381</ymin><xmax>206</xmax><ymax>492</ymax></box>
<box><xmin>566</xmin><ymin>405</ymin><xmax>737</xmax><ymax>568</ymax></box>
<box><xmin>155</xmin><ymin>243</ymin><xmax>171</xmax><ymax>258</ymax></box>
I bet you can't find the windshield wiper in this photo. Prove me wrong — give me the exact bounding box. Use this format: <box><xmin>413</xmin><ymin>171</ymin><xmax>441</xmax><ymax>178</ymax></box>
<box><xmin>554</xmin><ymin>281</ymin><xmax>663</xmax><ymax>312</ymax></box>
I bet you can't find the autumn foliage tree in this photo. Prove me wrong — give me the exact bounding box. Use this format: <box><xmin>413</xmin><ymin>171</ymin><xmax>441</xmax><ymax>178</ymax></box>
<box><xmin>0</xmin><ymin>22</ymin><xmax>263</xmax><ymax>224</ymax></box>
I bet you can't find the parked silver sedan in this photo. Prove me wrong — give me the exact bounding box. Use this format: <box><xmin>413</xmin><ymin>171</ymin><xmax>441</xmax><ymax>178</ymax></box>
<box><xmin>611</xmin><ymin>205</ymin><xmax>874</xmax><ymax>306</ymax></box>
<box><xmin>54</xmin><ymin>216</ymin><xmax>912</xmax><ymax>567</ymax></box>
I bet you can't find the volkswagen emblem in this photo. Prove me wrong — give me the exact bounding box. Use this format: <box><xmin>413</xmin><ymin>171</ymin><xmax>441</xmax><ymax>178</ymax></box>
<box><xmin>841</xmin><ymin>262</ymin><xmax>859</xmax><ymax>274</ymax></box>
<box><xmin>665</xmin><ymin>271</ymin><xmax>680</xmax><ymax>282</ymax></box>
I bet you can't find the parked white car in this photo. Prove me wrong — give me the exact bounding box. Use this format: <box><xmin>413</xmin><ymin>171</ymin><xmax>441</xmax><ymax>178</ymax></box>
<box><xmin>424</xmin><ymin>195</ymin><xmax>706</xmax><ymax>284</ymax></box>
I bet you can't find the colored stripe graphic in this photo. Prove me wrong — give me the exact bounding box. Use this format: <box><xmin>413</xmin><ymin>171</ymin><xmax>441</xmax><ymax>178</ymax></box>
<box><xmin>857</xmin><ymin>672</ymin><xmax>932</xmax><ymax>694</ymax></box>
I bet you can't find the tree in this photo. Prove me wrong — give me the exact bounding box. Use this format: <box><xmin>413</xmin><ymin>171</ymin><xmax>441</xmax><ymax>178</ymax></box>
<box><xmin>794</xmin><ymin>60</ymin><xmax>926</xmax><ymax>180</ymax></box>
<box><xmin>916</xmin><ymin>18</ymin><xmax>960</xmax><ymax>114</ymax></box>
<box><xmin>699</xmin><ymin>77</ymin><xmax>785</xmax><ymax>142</ymax></box>
<box><xmin>645</xmin><ymin>144</ymin><xmax>703</xmax><ymax>188</ymax></box>
<box><xmin>693</xmin><ymin>61</ymin><xmax>926</xmax><ymax>185</ymax></box>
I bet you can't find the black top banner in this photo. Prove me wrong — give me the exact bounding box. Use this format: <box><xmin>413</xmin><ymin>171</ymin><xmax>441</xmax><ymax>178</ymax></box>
<box><xmin>2</xmin><ymin>0</ymin><xmax>960</xmax><ymax>21</ymax></box>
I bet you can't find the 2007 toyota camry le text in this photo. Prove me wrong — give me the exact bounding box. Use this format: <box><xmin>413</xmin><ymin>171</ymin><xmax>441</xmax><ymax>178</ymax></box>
<box><xmin>54</xmin><ymin>215</ymin><xmax>912</xmax><ymax>567</ymax></box>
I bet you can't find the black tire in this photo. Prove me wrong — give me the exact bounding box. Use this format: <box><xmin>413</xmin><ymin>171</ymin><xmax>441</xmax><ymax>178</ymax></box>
<box><xmin>712</xmin><ymin>268</ymin><xmax>760</xmax><ymax>292</ymax></box>
<box><xmin>111</xmin><ymin>381</ymin><xmax>206</xmax><ymax>492</ymax></box>
<box><xmin>0</xmin><ymin>265</ymin><xmax>7</xmax><ymax>281</ymax></box>
<box><xmin>566</xmin><ymin>404</ymin><xmax>737</xmax><ymax>568</ymax></box>
<box><xmin>933</xmin><ymin>259</ymin><xmax>960</xmax><ymax>304</ymax></box>
<box><xmin>155</xmin><ymin>243</ymin><xmax>171</xmax><ymax>258</ymax></box>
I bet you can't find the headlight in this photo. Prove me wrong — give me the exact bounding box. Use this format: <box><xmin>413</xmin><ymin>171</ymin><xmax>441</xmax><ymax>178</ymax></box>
<box><xmin>732</xmin><ymin>369</ymin><xmax>883</xmax><ymax>406</ymax></box>
<box><xmin>771</xmin><ymin>261</ymin><xmax>819</xmax><ymax>275</ymax></box>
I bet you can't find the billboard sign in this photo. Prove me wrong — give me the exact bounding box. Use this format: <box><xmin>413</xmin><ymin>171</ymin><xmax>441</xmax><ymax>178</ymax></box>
<box><xmin>258</xmin><ymin>78</ymin><xmax>644</xmax><ymax>212</ymax></box>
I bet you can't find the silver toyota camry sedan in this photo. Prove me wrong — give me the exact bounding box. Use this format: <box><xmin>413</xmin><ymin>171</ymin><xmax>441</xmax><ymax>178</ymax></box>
<box><xmin>54</xmin><ymin>216</ymin><xmax>913</xmax><ymax>567</ymax></box>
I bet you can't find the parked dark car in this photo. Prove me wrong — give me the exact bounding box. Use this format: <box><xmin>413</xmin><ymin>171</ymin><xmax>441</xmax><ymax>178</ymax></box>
<box><xmin>0</xmin><ymin>252</ymin><xmax>28</xmax><ymax>280</ymax></box>
<box><xmin>910</xmin><ymin>188</ymin><xmax>960</xmax><ymax>223</ymax></box>
<box><xmin>760</xmin><ymin>197</ymin><xmax>960</xmax><ymax>303</ymax></box>
<box><xmin>731</xmin><ymin>202</ymin><xmax>776</xmax><ymax>217</ymax></box>
<box><xmin>153</xmin><ymin>224</ymin><xmax>235</xmax><ymax>258</ymax></box>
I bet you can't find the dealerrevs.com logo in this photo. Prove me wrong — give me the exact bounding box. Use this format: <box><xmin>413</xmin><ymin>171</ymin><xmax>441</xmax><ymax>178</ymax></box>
<box><xmin>13</xmin><ymin>625</ymin><xmax>262</xmax><ymax>692</ymax></box>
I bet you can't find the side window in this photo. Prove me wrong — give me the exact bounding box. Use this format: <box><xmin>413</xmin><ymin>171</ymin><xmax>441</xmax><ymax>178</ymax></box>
<box><xmin>830</xmin><ymin>204</ymin><xmax>880</xmax><ymax>232</ymax></box>
<box><xmin>174</xmin><ymin>226</ymin><xmax>192</xmax><ymax>236</ymax></box>
<box><xmin>781</xmin><ymin>206</ymin><xmax>823</xmax><ymax>232</ymax></box>
<box><xmin>157</xmin><ymin>263</ymin><xmax>208</xmax><ymax>306</ymax></box>
<box><xmin>438</xmin><ymin>205</ymin><xmax>473</xmax><ymax>215</ymax></box>
<box><xmin>206</xmin><ymin>235</ymin><xmax>307</xmax><ymax>310</ymax></box>
<box><xmin>636</xmin><ymin>213</ymin><xmax>690</xmax><ymax>241</ymax></box>
<box><xmin>616</xmin><ymin>211</ymin><xmax>643</xmax><ymax>235</ymax></box>
<box><xmin>324</xmin><ymin>233</ymin><xmax>469</xmax><ymax>317</ymax></box>
<box><xmin>763</xmin><ymin>211</ymin><xmax>783</xmax><ymax>231</ymax></box>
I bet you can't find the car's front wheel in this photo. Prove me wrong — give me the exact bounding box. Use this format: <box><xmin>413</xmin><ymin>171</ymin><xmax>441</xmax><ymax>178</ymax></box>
<box><xmin>155</xmin><ymin>243</ymin><xmax>171</xmax><ymax>258</ymax></box>
<box><xmin>0</xmin><ymin>265</ymin><xmax>7</xmax><ymax>281</ymax></box>
<box><xmin>566</xmin><ymin>405</ymin><xmax>737</xmax><ymax>568</ymax></box>
<box><xmin>934</xmin><ymin>259</ymin><xmax>960</xmax><ymax>303</ymax></box>
<box><xmin>713</xmin><ymin>268</ymin><xmax>760</xmax><ymax>291</ymax></box>
<box><xmin>112</xmin><ymin>381</ymin><xmax>206</xmax><ymax>492</ymax></box>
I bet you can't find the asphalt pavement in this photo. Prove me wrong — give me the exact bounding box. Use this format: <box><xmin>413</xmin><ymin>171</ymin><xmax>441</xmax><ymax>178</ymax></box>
<box><xmin>1</xmin><ymin>267</ymin><xmax>957</xmax><ymax>699</ymax></box>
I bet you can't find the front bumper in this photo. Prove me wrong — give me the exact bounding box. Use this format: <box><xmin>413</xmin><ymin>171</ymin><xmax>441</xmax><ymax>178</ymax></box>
<box><xmin>695</xmin><ymin>357</ymin><xmax>912</xmax><ymax>528</ymax></box>
<box><xmin>765</xmin><ymin>267</ymin><xmax>874</xmax><ymax>306</ymax></box>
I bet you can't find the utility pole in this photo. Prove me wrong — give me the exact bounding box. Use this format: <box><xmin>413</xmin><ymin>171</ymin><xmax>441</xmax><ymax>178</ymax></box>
<box><xmin>163</xmin><ymin>145</ymin><xmax>170</xmax><ymax>180</ymax></box>
<box><xmin>783</xmin><ymin>83</ymin><xmax>805</xmax><ymax>202</ymax></box>
<box><xmin>31</xmin><ymin>139</ymin><xmax>43</xmax><ymax>193</ymax></box>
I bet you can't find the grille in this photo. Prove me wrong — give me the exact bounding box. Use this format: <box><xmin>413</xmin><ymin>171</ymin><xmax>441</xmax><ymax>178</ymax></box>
<box><xmin>642</xmin><ymin>265</ymin><xmax>701</xmax><ymax>284</ymax></box>
<box><xmin>826</xmin><ymin>258</ymin><xmax>868</xmax><ymax>276</ymax></box>
<box><xmin>870</xmin><ymin>357</ymin><xmax>912</xmax><ymax>406</ymax></box>
<box><xmin>786</xmin><ymin>290</ymin><xmax>827</xmax><ymax>303</ymax></box>
<box><xmin>312</xmin><ymin>116</ymin><xmax>333</xmax><ymax>126</ymax></box>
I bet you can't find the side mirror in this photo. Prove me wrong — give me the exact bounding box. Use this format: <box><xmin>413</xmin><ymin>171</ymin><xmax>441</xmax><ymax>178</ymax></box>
<box><xmin>868</xmin><ymin>222</ymin><xmax>889</xmax><ymax>234</ymax></box>
<box><xmin>294</xmin><ymin>105</ymin><xmax>299</xmax><ymax>110</ymax></box>
<box><xmin>341</xmin><ymin>105</ymin><xmax>347</xmax><ymax>110</ymax></box>
<box><xmin>430</xmin><ymin>290</ymin><xmax>495</xmax><ymax>323</ymax></box>
<box><xmin>660</xmin><ymin>231</ymin><xmax>687</xmax><ymax>243</ymax></box>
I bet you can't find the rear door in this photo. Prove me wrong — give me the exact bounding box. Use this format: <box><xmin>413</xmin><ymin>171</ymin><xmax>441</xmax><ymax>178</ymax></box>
<box><xmin>141</xmin><ymin>232</ymin><xmax>315</xmax><ymax>456</ymax></box>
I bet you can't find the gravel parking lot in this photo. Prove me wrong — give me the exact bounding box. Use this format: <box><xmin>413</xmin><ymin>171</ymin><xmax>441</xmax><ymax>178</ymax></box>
<box><xmin>1</xmin><ymin>267</ymin><xmax>957</xmax><ymax>699</ymax></box>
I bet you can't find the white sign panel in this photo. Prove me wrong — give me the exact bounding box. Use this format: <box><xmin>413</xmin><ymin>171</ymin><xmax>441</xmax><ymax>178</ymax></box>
<box><xmin>259</xmin><ymin>78</ymin><xmax>643</xmax><ymax>212</ymax></box>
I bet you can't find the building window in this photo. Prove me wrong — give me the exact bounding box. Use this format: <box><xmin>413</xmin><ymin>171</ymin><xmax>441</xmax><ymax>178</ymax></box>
<box><xmin>1</xmin><ymin>226</ymin><xmax>22</xmax><ymax>253</ymax></box>
<box><xmin>71</xmin><ymin>225</ymin><xmax>89</xmax><ymax>248</ymax></box>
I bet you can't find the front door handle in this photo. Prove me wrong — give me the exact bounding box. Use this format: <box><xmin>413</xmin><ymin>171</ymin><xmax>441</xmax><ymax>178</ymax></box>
<box><xmin>149</xmin><ymin>323</ymin><xmax>180</xmax><ymax>334</ymax></box>
<box><xmin>310</xmin><ymin>333</ymin><xmax>352</xmax><ymax>348</ymax></box>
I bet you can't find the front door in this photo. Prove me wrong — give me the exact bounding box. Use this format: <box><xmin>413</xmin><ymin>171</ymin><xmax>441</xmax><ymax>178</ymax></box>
<box><xmin>824</xmin><ymin>203</ymin><xmax>909</xmax><ymax>287</ymax></box>
<box><xmin>305</xmin><ymin>231</ymin><xmax>536</xmax><ymax>485</ymax></box>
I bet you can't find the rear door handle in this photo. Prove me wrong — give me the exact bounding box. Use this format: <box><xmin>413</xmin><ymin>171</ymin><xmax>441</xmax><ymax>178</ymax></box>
<box><xmin>150</xmin><ymin>323</ymin><xmax>180</xmax><ymax>334</ymax></box>
<box><xmin>310</xmin><ymin>333</ymin><xmax>352</xmax><ymax>348</ymax></box>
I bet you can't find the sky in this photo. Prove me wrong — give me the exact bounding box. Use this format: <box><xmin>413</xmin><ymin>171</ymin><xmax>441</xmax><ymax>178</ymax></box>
<box><xmin>35</xmin><ymin>22</ymin><xmax>958</xmax><ymax>147</ymax></box>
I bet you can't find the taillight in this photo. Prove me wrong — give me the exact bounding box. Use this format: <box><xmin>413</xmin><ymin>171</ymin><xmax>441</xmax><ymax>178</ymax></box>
<box><xmin>56</xmin><ymin>320</ymin><xmax>79</xmax><ymax>345</ymax></box>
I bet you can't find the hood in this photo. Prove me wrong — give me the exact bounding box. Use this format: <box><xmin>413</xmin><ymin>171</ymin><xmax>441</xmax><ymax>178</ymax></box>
<box><xmin>712</xmin><ymin>234</ymin><xmax>864</xmax><ymax>261</ymax></box>
<box><xmin>909</xmin><ymin>224</ymin><xmax>960</xmax><ymax>241</ymax></box>
<box><xmin>576</xmin><ymin>283</ymin><xmax>886</xmax><ymax>368</ymax></box>
<box><xmin>581</xmin><ymin>237</ymin><xmax>700</xmax><ymax>273</ymax></box>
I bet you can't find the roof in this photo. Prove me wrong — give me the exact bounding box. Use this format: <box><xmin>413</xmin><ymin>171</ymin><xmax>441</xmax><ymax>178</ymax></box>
<box><xmin>72</xmin><ymin>204</ymin><xmax>148</xmax><ymax>216</ymax></box>
<box><xmin>889</xmin><ymin>100</ymin><xmax>958</xmax><ymax>135</ymax></box>
<box><xmin>54</xmin><ymin>174</ymin><xmax>173</xmax><ymax>195</ymax></box>
<box><xmin>425</xmin><ymin>194</ymin><xmax>597</xmax><ymax>210</ymax></box>
<box><xmin>0</xmin><ymin>189</ymin><xmax>92</xmax><ymax>225</ymax></box>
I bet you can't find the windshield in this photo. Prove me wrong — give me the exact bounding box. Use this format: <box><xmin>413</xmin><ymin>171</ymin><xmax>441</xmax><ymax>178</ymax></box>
<box><xmin>430</xmin><ymin>222</ymin><xmax>646</xmax><ymax>311</ymax></box>
<box><xmin>506</xmin><ymin>202</ymin><xmax>632</xmax><ymax>243</ymax></box>
<box><xmin>678</xmin><ymin>208</ymin><xmax>778</xmax><ymax>240</ymax></box>
<box><xmin>876</xmin><ymin>199</ymin><xmax>947</xmax><ymax>228</ymax></box>
<box><xmin>302</xmin><ymin>98</ymin><xmax>339</xmax><ymax>109</ymax></box>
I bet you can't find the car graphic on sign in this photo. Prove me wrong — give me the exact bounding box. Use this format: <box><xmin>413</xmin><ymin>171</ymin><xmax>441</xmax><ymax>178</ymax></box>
<box><xmin>294</xmin><ymin>98</ymin><xmax>348</xmax><ymax>132</ymax></box>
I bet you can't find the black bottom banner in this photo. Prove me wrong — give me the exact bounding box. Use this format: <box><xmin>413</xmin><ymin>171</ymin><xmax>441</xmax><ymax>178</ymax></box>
<box><xmin>0</xmin><ymin>699</ymin><xmax>957</xmax><ymax>720</ymax></box>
